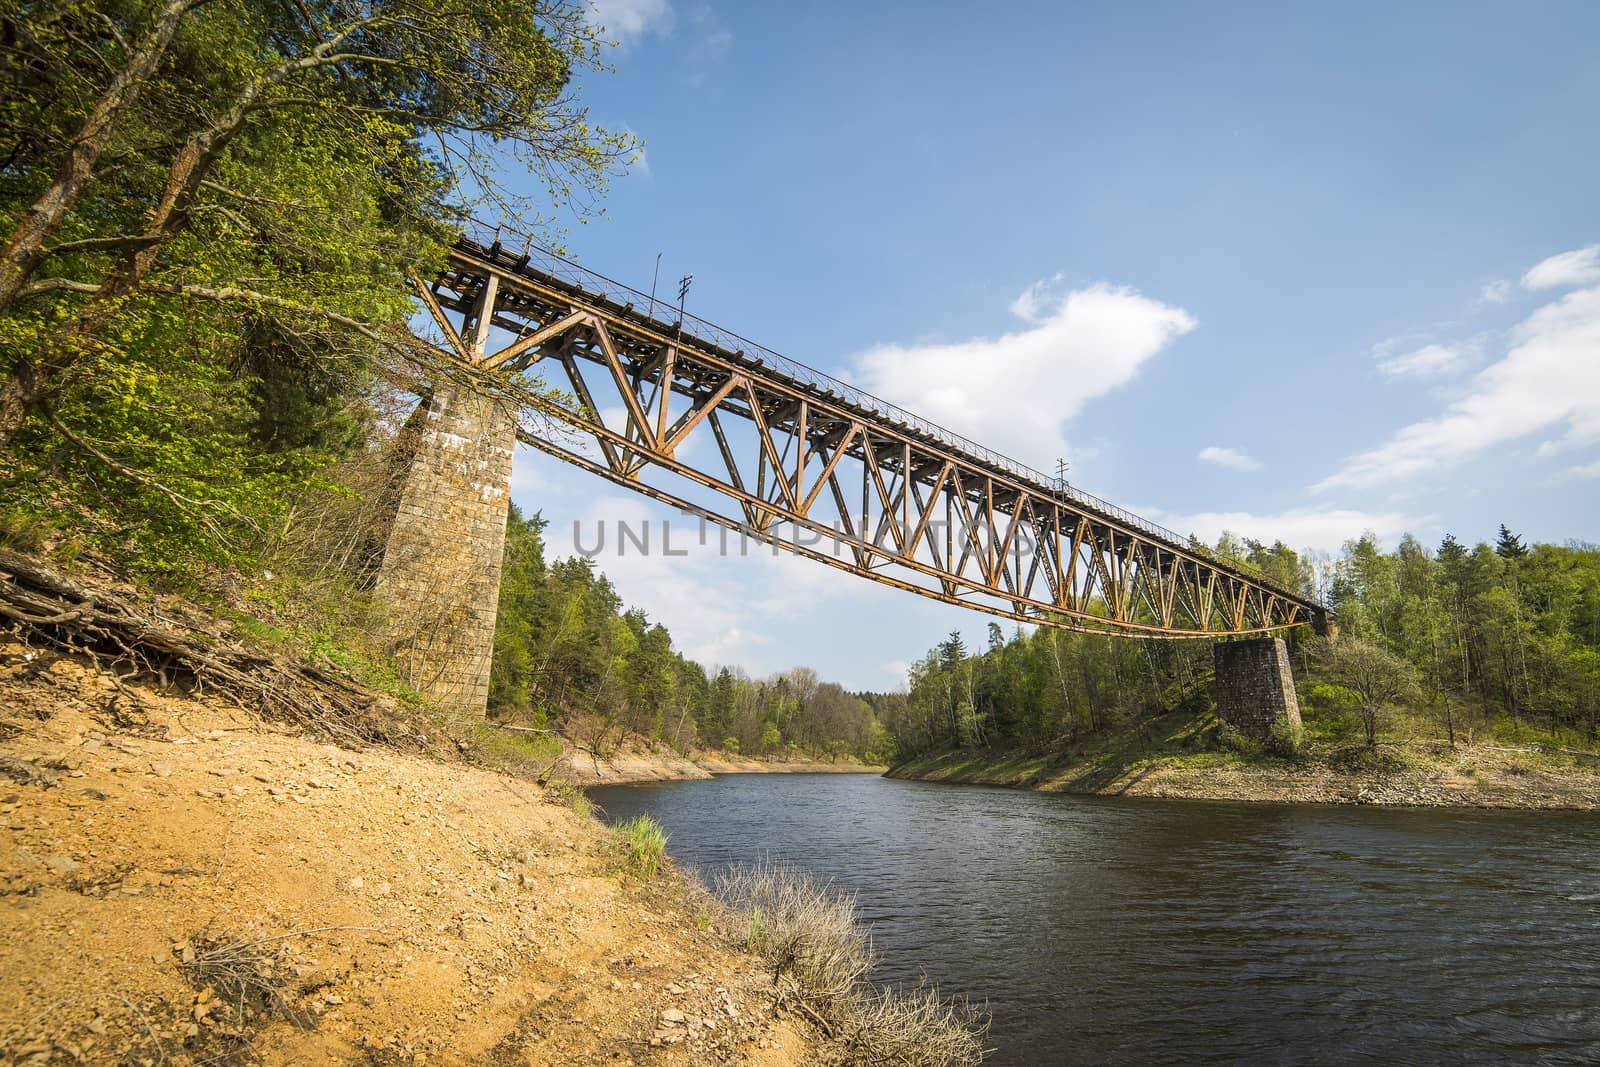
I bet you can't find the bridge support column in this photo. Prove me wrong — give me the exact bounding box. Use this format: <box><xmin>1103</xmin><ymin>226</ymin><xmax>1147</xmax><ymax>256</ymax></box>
<box><xmin>1213</xmin><ymin>637</ymin><xmax>1302</xmax><ymax>740</ymax></box>
<box><xmin>375</xmin><ymin>383</ymin><xmax>515</xmax><ymax>718</ymax></box>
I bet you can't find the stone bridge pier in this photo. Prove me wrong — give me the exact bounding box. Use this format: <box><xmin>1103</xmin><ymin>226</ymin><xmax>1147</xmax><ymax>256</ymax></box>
<box><xmin>1213</xmin><ymin>637</ymin><xmax>1302</xmax><ymax>740</ymax></box>
<box><xmin>374</xmin><ymin>382</ymin><xmax>515</xmax><ymax>718</ymax></box>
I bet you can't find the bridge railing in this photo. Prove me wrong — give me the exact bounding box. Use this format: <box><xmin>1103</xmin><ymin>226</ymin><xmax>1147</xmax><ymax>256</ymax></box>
<box><xmin>459</xmin><ymin>221</ymin><xmax>1316</xmax><ymax>607</ymax></box>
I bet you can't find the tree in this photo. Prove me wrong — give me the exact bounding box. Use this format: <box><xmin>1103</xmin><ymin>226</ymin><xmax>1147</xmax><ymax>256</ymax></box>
<box><xmin>1496</xmin><ymin>525</ymin><xmax>1529</xmax><ymax>562</ymax></box>
<box><xmin>1314</xmin><ymin>636</ymin><xmax>1420</xmax><ymax>747</ymax></box>
<box><xmin>0</xmin><ymin>0</ymin><xmax>634</xmax><ymax>559</ymax></box>
<box><xmin>1438</xmin><ymin>534</ymin><xmax>1467</xmax><ymax>569</ymax></box>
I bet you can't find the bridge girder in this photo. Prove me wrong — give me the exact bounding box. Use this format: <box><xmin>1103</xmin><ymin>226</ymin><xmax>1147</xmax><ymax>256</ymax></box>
<box><xmin>412</xmin><ymin>238</ymin><xmax>1320</xmax><ymax>640</ymax></box>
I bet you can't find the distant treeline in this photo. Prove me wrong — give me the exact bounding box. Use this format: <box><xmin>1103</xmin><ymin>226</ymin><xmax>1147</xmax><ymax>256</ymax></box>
<box><xmin>489</xmin><ymin>506</ymin><xmax>894</xmax><ymax>762</ymax></box>
<box><xmin>875</xmin><ymin>529</ymin><xmax>1600</xmax><ymax>756</ymax></box>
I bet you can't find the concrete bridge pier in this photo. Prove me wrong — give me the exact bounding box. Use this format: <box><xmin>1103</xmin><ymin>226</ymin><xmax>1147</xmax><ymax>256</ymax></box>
<box><xmin>373</xmin><ymin>382</ymin><xmax>515</xmax><ymax>718</ymax></box>
<box><xmin>1213</xmin><ymin>637</ymin><xmax>1302</xmax><ymax>740</ymax></box>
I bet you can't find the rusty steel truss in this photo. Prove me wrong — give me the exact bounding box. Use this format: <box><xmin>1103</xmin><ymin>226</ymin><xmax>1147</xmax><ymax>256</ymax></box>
<box><xmin>412</xmin><ymin>235</ymin><xmax>1322</xmax><ymax>639</ymax></box>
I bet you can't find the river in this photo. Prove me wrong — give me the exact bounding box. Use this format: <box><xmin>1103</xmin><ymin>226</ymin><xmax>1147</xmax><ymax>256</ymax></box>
<box><xmin>589</xmin><ymin>773</ymin><xmax>1600</xmax><ymax>1065</ymax></box>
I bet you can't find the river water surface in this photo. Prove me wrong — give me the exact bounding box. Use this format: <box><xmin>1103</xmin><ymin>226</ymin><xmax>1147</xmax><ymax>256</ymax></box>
<box><xmin>589</xmin><ymin>773</ymin><xmax>1600</xmax><ymax>1065</ymax></box>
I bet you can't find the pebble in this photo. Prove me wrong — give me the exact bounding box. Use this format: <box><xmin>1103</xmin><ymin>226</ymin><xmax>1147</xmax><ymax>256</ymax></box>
<box><xmin>148</xmin><ymin>763</ymin><xmax>172</xmax><ymax>778</ymax></box>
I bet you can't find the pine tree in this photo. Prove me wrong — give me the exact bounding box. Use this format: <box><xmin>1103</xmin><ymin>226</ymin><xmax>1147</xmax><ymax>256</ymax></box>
<box><xmin>1495</xmin><ymin>525</ymin><xmax>1528</xmax><ymax>561</ymax></box>
<box><xmin>939</xmin><ymin>630</ymin><xmax>966</xmax><ymax>669</ymax></box>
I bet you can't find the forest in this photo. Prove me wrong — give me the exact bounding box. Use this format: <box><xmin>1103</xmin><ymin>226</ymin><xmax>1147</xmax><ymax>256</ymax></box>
<box><xmin>488</xmin><ymin>506</ymin><xmax>895</xmax><ymax>763</ymax></box>
<box><xmin>882</xmin><ymin>529</ymin><xmax>1600</xmax><ymax>758</ymax></box>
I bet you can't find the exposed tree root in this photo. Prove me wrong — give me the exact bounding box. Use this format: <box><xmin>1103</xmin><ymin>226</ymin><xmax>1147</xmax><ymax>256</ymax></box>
<box><xmin>0</xmin><ymin>548</ymin><xmax>405</xmax><ymax>748</ymax></box>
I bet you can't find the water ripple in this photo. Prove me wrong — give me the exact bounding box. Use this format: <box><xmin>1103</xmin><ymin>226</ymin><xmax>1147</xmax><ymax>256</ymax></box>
<box><xmin>590</xmin><ymin>775</ymin><xmax>1600</xmax><ymax>1065</ymax></box>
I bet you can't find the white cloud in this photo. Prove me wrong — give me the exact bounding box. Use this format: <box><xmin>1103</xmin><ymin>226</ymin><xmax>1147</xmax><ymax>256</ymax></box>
<box><xmin>544</xmin><ymin>493</ymin><xmax>868</xmax><ymax>674</ymax></box>
<box><xmin>1565</xmin><ymin>459</ymin><xmax>1600</xmax><ymax>480</ymax></box>
<box><xmin>587</xmin><ymin>0</ymin><xmax>673</xmax><ymax>44</ymax></box>
<box><xmin>1315</xmin><ymin>275</ymin><xmax>1600</xmax><ymax>492</ymax></box>
<box><xmin>878</xmin><ymin>660</ymin><xmax>911</xmax><ymax>687</ymax></box>
<box><xmin>1197</xmin><ymin>445</ymin><xmax>1261</xmax><ymax>471</ymax></box>
<box><xmin>1151</xmin><ymin>507</ymin><xmax>1426</xmax><ymax>556</ymax></box>
<box><xmin>851</xmin><ymin>280</ymin><xmax>1196</xmax><ymax>470</ymax></box>
<box><xmin>1375</xmin><ymin>342</ymin><xmax>1461</xmax><ymax>378</ymax></box>
<box><xmin>1479</xmin><ymin>279</ymin><xmax>1514</xmax><ymax>305</ymax></box>
<box><xmin>1522</xmin><ymin>244</ymin><xmax>1600</xmax><ymax>291</ymax></box>
<box><xmin>685</xmin><ymin>2</ymin><xmax>732</xmax><ymax>64</ymax></box>
<box><xmin>1008</xmin><ymin>273</ymin><xmax>1065</xmax><ymax>323</ymax></box>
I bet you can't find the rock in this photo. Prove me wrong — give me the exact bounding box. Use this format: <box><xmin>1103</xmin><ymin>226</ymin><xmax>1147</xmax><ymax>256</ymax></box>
<box><xmin>349</xmin><ymin>877</ymin><xmax>364</xmax><ymax>891</ymax></box>
<box><xmin>375</xmin><ymin>881</ymin><xmax>392</xmax><ymax>896</ymax></box>
<box><xmin>45</xmin><ymin>855</ymin><xmax>79</xmax><ymax>877</ymax></box>
<box><xmin>660</xmin><ymin>1009</ymin><xmax>685</xmax><ymax>1025</ymax></box>
<box><xmin>148</xmin><ymin>763</ymin><xmax>173</xmax><ymax>778</ymax></box>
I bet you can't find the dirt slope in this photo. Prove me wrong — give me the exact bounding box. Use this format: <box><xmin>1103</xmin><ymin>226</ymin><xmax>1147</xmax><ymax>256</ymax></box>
<box><xmin>0</xmin><ymin>647</ymin><xmax>820</xmax><ymax>1065</ymax></box>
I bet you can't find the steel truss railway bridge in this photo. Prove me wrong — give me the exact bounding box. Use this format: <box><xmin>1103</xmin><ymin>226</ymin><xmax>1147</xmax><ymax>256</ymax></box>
<box><xmin>375</xmin><ymin>229</ymin><xmax>1324</xmax><ymax>719</ymax></box>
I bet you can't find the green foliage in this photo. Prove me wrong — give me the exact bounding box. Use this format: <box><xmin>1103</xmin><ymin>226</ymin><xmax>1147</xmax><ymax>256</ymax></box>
<box><xmin>1217</xmin><ymin>721</ymin><xmax>1262</xmax><ymax>757</ymax></box>
<box><xmin>488</xmin><ymin>504</ymin><xmax>718</xmax><ymax>753</ymax></box>
<box><xmin>1267</xmin><ymin>718</ymin><xmax>1307</xmax><ymax>760</ymax></box>
<box><xmin>881</xmin><ymin>528</ymin><xmax>1600</xmax><ymax>761</ymax></box>
<box><xmin>616</xmin><ymin>814</ymin><xmax>667</xmax><ymax>880</ymax></box>
<box><xmin>3</xmin><ymin>343</ymin><xmax>330</xmax><ymax>573</ymax></box>
<box><xmin>745</xmin><ymin>905</ymin><xmax>769</xmax><ymax>953</ymax></box>
<box><xmin>0</xmin><ymin>0</ymin><xmax>632</xmax><ymax>584</ymax></box>
<box><xmin>488</xmin><ymin>510</ymin><xmax>887</xmax><ymax>761</ymax></box>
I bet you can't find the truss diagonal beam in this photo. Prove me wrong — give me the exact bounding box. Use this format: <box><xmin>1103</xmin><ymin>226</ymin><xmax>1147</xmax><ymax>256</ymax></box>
<box><xmin>413</xmin><ymin>240</ymin><xmax>1321</xmax><ymax>640</ymax></box>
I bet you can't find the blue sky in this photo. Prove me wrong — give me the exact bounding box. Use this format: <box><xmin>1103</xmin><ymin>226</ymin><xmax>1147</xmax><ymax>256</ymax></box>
<box><xmin>501</xmin><ymin>1</ymin><xmax>1600</xmax><ymax>689</ymax></box>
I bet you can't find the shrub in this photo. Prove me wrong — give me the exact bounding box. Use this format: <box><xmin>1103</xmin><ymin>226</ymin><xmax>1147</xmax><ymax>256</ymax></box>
<box><xmin>616</xmin><ymin>814</ymin><xmax>667</xmax><ymax>879</ymax></box>
<box><xmin>1217</xmin><ymin>721</ymin><xmax>1261</xmax><ymax>757</ymax></box>
<box><xmin>1268</xmin><ymin>719</ymin><xmax>1308</xmax><ymax>759</ymax></box>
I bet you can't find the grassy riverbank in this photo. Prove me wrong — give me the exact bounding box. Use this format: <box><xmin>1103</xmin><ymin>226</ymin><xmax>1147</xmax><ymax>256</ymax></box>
<box><xmin>887</xmin><ymin>710</ymin><xmax>1600</xmax><ymax>809</ymax></box>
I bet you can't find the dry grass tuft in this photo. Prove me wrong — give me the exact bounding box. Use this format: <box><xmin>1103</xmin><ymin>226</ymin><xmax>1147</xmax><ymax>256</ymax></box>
<box><xmin>713</xmin><ymin>860</ymin><xmax>989</xmax><ymax>1066</ymax></box>
<box><xmin>181</xmin><ymin>933</ymin><xmax>315</xmax><ymax>1030</ymax></box>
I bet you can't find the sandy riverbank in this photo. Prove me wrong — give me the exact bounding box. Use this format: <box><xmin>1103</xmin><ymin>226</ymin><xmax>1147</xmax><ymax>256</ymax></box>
<box><xmin>561</xmin><ymin>744</ymin><xmax>884</xmax><ymax>787</ymax></box>
<box><xmin>0</xmin><ymin>646</ymin><xmax>839</xmax><ymax>1064</ymax></box>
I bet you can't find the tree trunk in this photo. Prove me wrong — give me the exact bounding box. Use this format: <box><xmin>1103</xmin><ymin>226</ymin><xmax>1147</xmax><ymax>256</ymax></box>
<box><xmin>0</xmin><ymin>0</ymin><xmax>198</xmax><ymax>312</ymax></box>
<box><xmin>0</xmin><ymin>368</ymin><xmax>39</xmax><ymax>446</ymax></box>
<box><xmin>0</xmin><ymin>33</ymin><xmax>360</xmax><ymax>441</ymax></box>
